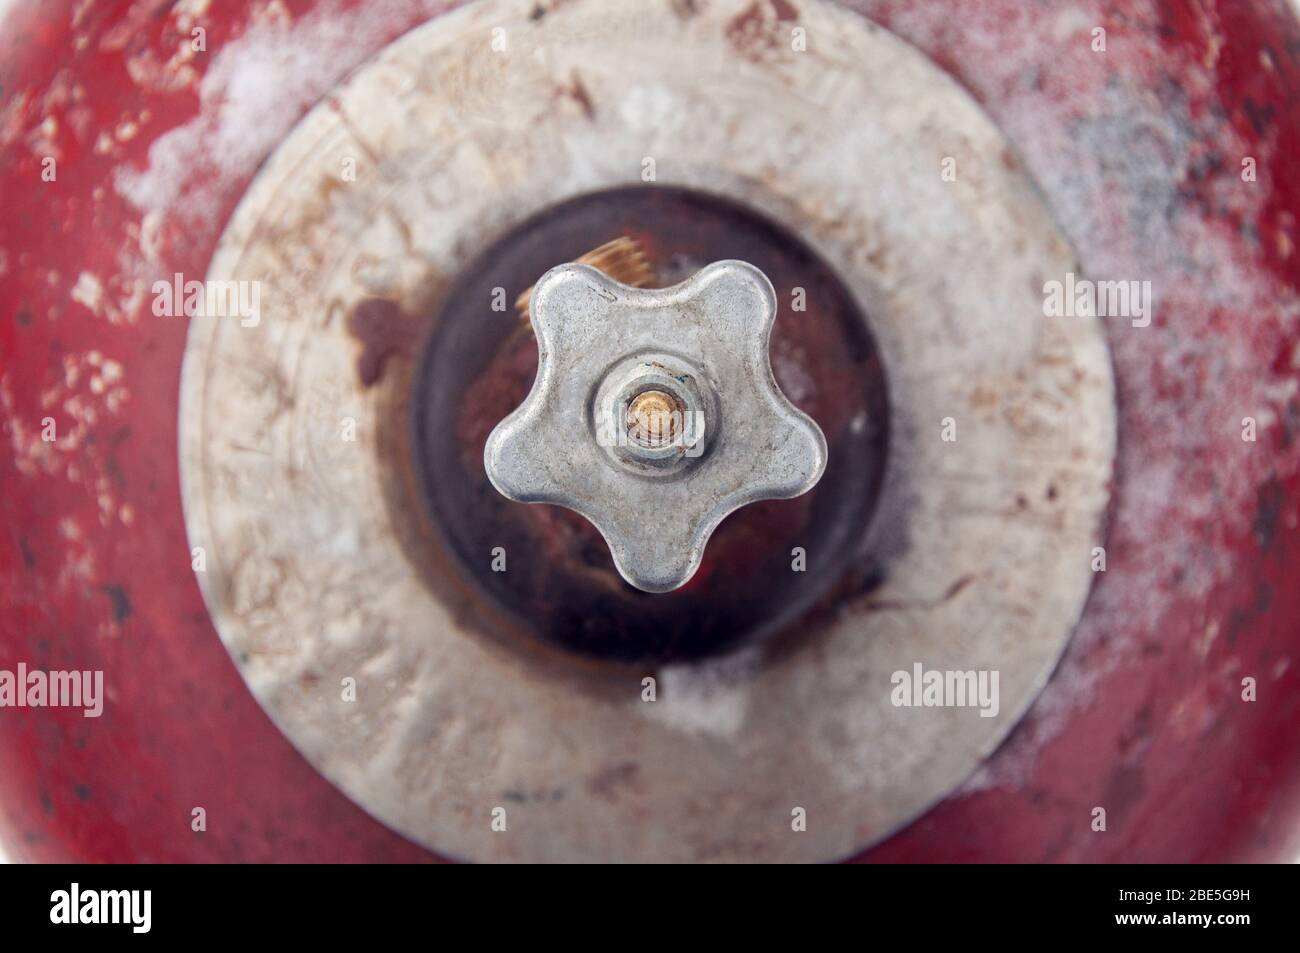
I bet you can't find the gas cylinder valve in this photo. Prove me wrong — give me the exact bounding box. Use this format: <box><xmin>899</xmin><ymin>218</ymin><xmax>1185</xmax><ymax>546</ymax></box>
<box><xmin>484</xmin><ymin>259</ymin><xmax>827</xmax><ymax>592</ymax></box>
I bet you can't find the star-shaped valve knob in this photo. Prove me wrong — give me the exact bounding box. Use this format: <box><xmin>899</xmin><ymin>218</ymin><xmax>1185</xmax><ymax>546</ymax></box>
<box><xmin>484</xmin><ymin>259</ymin><xmax>827</xmax><ymax>593</ymax></box>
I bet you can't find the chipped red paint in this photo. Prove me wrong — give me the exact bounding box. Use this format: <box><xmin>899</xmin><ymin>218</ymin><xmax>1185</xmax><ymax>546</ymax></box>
<box><xmin>1</xmin><ymin>0</ymin><xmax>1299</xmax><ymax>862</ymax></box>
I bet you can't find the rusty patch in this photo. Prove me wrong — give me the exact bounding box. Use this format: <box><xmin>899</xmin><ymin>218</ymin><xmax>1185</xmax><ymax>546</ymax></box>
<box><xmin>346</xmin><ymin>297</ymin><xmax>420</xmax><ymax>388</ymax></box>
<box><xmin>726</xmin><ymin>0</ymin><xmax>799</xmax><ymax>61</ymax></box>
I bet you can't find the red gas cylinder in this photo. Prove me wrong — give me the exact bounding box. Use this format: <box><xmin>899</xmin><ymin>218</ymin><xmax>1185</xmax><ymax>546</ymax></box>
<box><xmin>1</xmin><ymin>0</ymin><xmax>1299</xmax><ymax>864</ymax></box>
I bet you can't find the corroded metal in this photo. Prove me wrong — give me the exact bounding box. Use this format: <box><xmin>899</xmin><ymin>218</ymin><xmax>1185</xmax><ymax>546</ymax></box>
<box><xmin>176</xmin><ymin>0</ymin><xmax>1115</xmax><ymax>863</ymax></box>
<box><xmin>5</xmin><ymin>0</ymin><xmax>1300</xmax><ymax>867</ymax></box>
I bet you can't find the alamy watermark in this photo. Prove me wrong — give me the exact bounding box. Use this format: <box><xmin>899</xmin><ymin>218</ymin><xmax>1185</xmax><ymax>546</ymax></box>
<box><xmin>594</xmin><ymin>399</ymin><xmax>707</xmax><ymax>458</ymax></box>
<box><xmin>890</xmin><ymin>663</ymin><xmax>1000</xmax><ymax>718</ymax></box>
<box><xmin>50</xmin><ymin>883</ymin><xmax>150</xmax><ymax>934</ymax></box>
<box><xmin>0</xmin><ymin>663</ymin><xmax>103</xmax><ymax>718</ymax></box>
<box><xmin>152</xmin><ymin>272</ymin><xmax>261</xmax><ymax>327</ymax></box>
<box><xmin>1043</xmin><ymin>272</ymin><xmax>1152</xmax><ymax>328</ymax></box>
